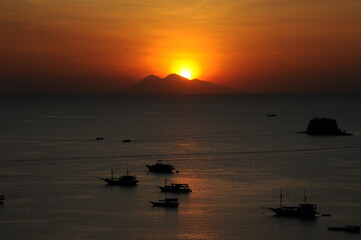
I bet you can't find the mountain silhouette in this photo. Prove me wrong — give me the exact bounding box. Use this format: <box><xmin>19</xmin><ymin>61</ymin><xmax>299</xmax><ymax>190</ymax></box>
<box><xmin>123</xmin><ymin>74</ymin><xmax>234</xmax><ymax>95</ymax></box>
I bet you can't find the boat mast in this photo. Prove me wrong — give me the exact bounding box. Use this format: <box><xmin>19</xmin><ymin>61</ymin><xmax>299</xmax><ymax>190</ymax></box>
<box><xmin>304</xmin><ymin>187</ymin><xmax>307</xmax><ymax>204</ymax></box>
<box><xmin>111</xmin><ymin>167</ymin><xmax>114</xmax><ymax>179</ymax></box>
<box><xmin>164</xmin><ymin>178</ymin><xmax>167</xmax><ymax>187</ymax></box>
<box><xmin>280</xmin><ymin>188</ymin><xmax>283</xmax><ymax>208</ymax></box>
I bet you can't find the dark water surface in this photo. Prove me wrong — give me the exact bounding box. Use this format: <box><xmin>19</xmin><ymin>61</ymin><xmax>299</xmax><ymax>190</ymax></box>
<box><xmin>1</xmin><ymin>94</ymin><xmax>361</xmax><ymax>240</ymax></box>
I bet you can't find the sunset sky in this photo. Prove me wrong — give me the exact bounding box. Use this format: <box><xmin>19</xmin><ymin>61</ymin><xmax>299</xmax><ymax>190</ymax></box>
<box><xmin>1</xmin><ymin>0</ymin><xmax>361</xmax><ymax>94</ymax></box>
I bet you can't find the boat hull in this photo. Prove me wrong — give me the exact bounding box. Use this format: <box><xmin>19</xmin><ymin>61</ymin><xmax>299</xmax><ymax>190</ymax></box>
<box><xmin>269</xmin><ymin>207</ymin><xmax>317</xmax><ymax>218</ymax></box>
<box><xmin>146</xmin><ymin>165</ymin><xmax>174</xmax><ymax>173</ymax></box>
<box><xmin>159</xmin><ymin>186</ymin><xmax>192</xmax><ymax>193</ymax></box>
<box><xmin>150</xmin><ymin>201</ymin><xmax>179</xmax><ymax>207</ymax></box>
<box><xmin>328</xmin><ymin>227</ymin><xmax>360</xmax><ymax>233</ymax></box>
<box><xmin>101</xmin><ymin>178</ymin><xmax>138</xmax><ymax>186</ymax></box>
<box><xmin>150</xmin><ymin>198</ymin><xmax>179</xmax><ymax>207</ymax></box>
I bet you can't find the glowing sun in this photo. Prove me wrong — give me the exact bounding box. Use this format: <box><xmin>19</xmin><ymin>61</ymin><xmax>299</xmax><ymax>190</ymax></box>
<box><xmin>179</xmin><ymin>69</ymin><xmax>192</xmax><ymax>79</ymax></box>
<box><xmin>171</xmin><ymin>59</ymin><xmax>200</xmax><ymax>80</ymax></box>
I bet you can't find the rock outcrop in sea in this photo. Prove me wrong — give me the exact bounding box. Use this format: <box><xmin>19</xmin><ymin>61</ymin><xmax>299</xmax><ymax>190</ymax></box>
<box><xmin>303</xmin><ymin>117</ymin><xmax>353</xmax><ymax>136</ymax></box>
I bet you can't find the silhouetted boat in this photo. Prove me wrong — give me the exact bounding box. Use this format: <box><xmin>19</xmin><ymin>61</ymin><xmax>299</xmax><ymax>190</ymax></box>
<box><xmin>264</xmin><ymin>189</ymin><xmax>318</xmax><ymax>218</ymax></box>
<box><xmin>150</xmin><ymin>197</ymin><xmax>179</xmax><ymax>207</ymax></box>
<box><xmin>158</xmin><ymin>179</ymin><xmax>192</xmax><ymax>193</ymax></box>
<box><xmin>146</xmin><ymin>161</ymin><xmax>175</xmax><ymax>173</ymax></box>
<box><xmin>0</xmin><ymin>194</ymin><xmax>4</xmax><ymax>203</ymax></box>
<box><xmin>96</xmin><ymin>137</ymin><xmax>104</xmax><ymax>140</ymax></box>
<box><xmin>99</xmin><ymin>168</ymin><xmax>138</xmax><ymax>186</ymax></box>
<box><xmin>123</xmin><ymin>139</ymin><xmax>131</xmax><ymax>142</ymax></box>
<box><xmin>267</xmin><ymin>113</ymin><xmax>276</xmax><ymax>117</ymax></box>
<box><xmin>328</xmin><ymin>226</ymin><xmax>360</xmax><ymax>233</ymax></box>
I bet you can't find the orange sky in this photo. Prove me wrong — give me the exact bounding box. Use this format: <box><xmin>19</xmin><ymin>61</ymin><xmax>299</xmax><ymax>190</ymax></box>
<box><xmin>1</xmin><ymin>0</ymin><xmax>361</xmax><ymax>94</ymax></box>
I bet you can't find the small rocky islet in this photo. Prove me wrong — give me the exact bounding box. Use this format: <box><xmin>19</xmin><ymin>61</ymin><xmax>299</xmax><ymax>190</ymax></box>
<box><xmin>302</xmin><ymin>117</ymin><xmax>353</xmax><ymax>136</ymax></box>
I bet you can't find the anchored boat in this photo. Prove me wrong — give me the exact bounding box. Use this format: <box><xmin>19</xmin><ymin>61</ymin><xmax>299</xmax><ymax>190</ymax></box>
<box><xmin>328</xmin><ymin>226</ymin><xmax>360</xmax><ymax>233</ymax></box>
<box><xmin>146</xmin><ymin>161</ymin><xmax>175</xmax><ymax>173</ymax></box>
<box><xmin>99</xmin><ymin>168</ymin><xmax>138</xmax><ymax>186</ymax></box>
<box><xmin>158</xmin><ymin>179</ymin><xmax>192</xmax><ymax>193</ymax></box>
<box><xmin>150</xmin><ymin>198</ymin><xmax>179</xmax><ymax>207</ymax></box>
<box><xmin>263</xmin><ymin>189</ymin><xmax>318</xmax><ymax>218</ymax></box>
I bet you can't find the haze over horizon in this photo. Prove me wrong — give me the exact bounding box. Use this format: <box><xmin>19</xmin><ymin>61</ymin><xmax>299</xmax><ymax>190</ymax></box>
<box><xmin>1</xmin><ymin>0</ymin><xmax>361</xmax><ymax>94</ymax></box>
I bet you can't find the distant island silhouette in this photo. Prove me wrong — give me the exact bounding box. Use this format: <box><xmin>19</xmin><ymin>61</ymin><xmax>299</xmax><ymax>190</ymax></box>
<box><xmin>301</xmin><ymin>117</ymin><xmax>353</xmax><ymax>136</ymax></box>
<box><xmin>122</xmin><ymin>74</ymin><xmax>235</xmax><ymax>95</ymax></box>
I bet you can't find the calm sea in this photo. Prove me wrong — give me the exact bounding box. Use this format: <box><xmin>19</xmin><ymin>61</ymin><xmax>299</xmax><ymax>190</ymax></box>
<box><xmin>0</xmin><ymin>94</ymin><xmax>361</xmax><ymax>240</ymax></box>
